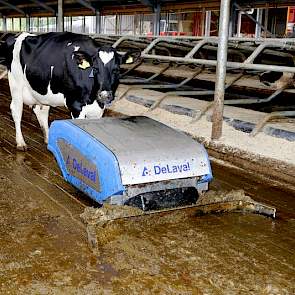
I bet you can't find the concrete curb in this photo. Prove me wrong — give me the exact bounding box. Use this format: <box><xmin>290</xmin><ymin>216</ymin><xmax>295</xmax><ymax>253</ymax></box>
<box><xmin>223</xmin><ymin>117</ymin><xmax>295</xmax><ymax>142</ymax></box>
<box><xmin>200</xmin><ymin>137</ymin><xmax>295</xmax><ymax>194</ymax></box>
<box><xmin>126</xmin><ymin>94</ymin><xmax>295</xmax><ymax>142</ymax></box>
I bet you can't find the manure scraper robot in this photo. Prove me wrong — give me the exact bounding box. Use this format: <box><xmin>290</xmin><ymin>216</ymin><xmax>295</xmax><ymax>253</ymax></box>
<box><xmin>48</xmin><ymin>116</ymin><xmax>212</xmax><ymax>210</ymax></box>
<box><xmin>48</xmin><ymin>116</ymin><xmax>275</xmax><ymax>217</ymax></box>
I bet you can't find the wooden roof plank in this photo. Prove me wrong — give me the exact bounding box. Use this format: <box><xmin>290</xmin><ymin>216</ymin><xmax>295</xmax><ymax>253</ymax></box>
<box><xmin>30</xmin><ymin>0</ymin><xmax>56</xmax><ymax>14</ymax></box>
<box><xmin>0</xmin><ymin>0</ymin><xmax>26</xmax><ymax>15</ymax></box>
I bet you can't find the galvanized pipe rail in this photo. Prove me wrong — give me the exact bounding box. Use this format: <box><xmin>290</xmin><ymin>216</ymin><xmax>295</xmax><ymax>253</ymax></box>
<box><xmin>113</xmin><ymin>36</ymin><xmax>295</xmax><ymax>84</ymax></box>
<box><xmin>250</xmin><ymin>111</ymin><xmax>295</xmax><ymax>137</ymax></box>
<box><xmin>1</xmin><ymin>32</ymin><xmax>294</xmax><ymax>138</ymax></box>
<box><xmin>110</xmin><ymin>35</ymin><xmax>295</xmax><ymax>138</ymax></box>
<box><xmin>118</xmin><ymin>37</ymin><xmax>294</xmax><ymax>100</ymax></box>
<box><xmin>141</xmin><ymin>42</ymin><xmax>295</xmax><ymax>73</ymax></box>
<box><xmin>97</xmin><ymin>34</ymin><xmax>295</xmax><ymax>44</ymax></box>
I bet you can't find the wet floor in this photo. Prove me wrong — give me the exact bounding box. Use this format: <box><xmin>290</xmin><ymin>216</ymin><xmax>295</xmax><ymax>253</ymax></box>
<box><xmin>0</xmin><ymin>79</ymin><xmax>294</xmax><ymax>294</ymax></box>
<box><xmin>88</xmin><ymin>209</ymin><xmax>295</xmax><ymax>294</ymax></box>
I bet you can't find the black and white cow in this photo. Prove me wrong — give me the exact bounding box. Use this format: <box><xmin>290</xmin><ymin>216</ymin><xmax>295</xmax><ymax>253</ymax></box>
<box><xmin>1</xmin><ymin>32</ymin><xmax>135</xmax><ymax>150</ymax></box>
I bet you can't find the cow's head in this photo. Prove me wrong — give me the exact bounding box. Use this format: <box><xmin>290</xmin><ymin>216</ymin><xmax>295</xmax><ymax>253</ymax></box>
<box><xmin>92</xmin><ymin>46</ymin><xmax>132</xmax><ymax>107</ymax></box>
<box><xmin>0</xmin><ymin>33</ymin><xmax>16</xmax><ymax>70</ymax></box>
<box><xmin>73</xmin><ymin>46</ymin><xmax>137</xmax><ymax>110</ymax></box>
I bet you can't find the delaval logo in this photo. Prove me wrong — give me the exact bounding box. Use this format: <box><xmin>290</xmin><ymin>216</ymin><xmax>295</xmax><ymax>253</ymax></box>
<box><xmin>67</xmin><ymin>156</ymin><xmax>97</xmax><ymax>183</ymax></box>
<box><xmin>57</xmin><ymin>139</ymin><xmax>100</xmax><ymax>191</ymax></box>
<box><xmin>142</xmin><ymin>166</ymin><xmax>152</xmax><ymax>176</ymax></box>
<box><xmin>142</xmin><ymin>162</ymin><xmax>191</xmax><ymax>177</ymax></box>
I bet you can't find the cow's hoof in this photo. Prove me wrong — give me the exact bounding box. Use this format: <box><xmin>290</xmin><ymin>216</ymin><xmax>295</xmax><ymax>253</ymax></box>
<box><xmin>16</xmin><ymin>145</ymin><xmax>28</xmax><ymax>152</ymax></box>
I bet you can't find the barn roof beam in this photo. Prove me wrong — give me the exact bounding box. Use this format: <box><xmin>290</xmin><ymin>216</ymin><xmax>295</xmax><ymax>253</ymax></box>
<box><xmin>30</xmin><ymin>0</ymin><xmax>56</xmax><ymax>14</ymax></box>
<box><xmin>140</xmin><ymin>0</ymin><xmax>158</xmax><ymax>12</ymax></box>
<box><xmin>0</xmin><ymin>0</ymin><xmax>26</xmax><ymax>16</ymax></box>
<box><xmin>140</xmin><ymin>0</ymin><xmax>160</xmax><ymax>12</ymax></box>
<box><xmin>140</xmin><ymin>0</ymin><xmax>154</xmax><ymax>8</ymax></box>
<box><xmin>76</xmin><ymin>0</ymin><xmax>96</xmax><ymax>13</ymax></box>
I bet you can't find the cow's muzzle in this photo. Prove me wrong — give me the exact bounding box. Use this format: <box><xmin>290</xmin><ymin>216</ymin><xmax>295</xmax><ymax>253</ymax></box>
<box><xmin>97</xmin><ymin>90</ymin><xmax>114</xmax><ymax>107</ymax></box>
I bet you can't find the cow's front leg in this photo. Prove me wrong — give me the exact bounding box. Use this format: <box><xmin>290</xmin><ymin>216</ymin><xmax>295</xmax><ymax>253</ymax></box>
<box><xmin>10</xmin><ymin>97</ymin><xmax>27</xmax><ymax>151</ymax></box>
<box><xmin>33</xmin><ymin>105</ymin><xmax>50</xmax><ymax>144</ymax></box>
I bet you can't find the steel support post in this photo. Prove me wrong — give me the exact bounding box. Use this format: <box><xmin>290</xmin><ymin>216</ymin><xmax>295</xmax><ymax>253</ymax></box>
<box><xmin>264</xmin><ymin>6</ymin><xmax>269</xmax><ymax>37</ymax></box>
<box><xmin>96</xmin><ymin>11</ymin><xmax>101</xmax><ymax>34</ymax></box>
<box><xmin>201</xmin><ymin>8</ymin><xmax>206</xmax><ymax>36</ymax></box>
<box><xmin>229</xmin><ymin>2</ymin><xmax>237</xmax><ymax>37</ymax></box>
<box><xmin>154</xmin><ymin>3</ymin><xmax>161</xmax><ymax>36</ymax></box>
<box><xmin>211</xmin><ymin>0</ymin><xmax>231</xmax><ymax>140</ymax></box>
<box><xmin>57</xmin><ymin>0</ymin><xmax>63</xmax><ymax>32</ymax></box>
<box><xmin>82</xmin><ymin>16</ymin><xmax>86</xmax><ymax>33</ymax></box>
<box><xmin>26</xmin><ymin>16</ymin><xmax>30</xmax><ymax>31</ymax></box>
<box><xmin>237</xmin><ymin>10</ymin><xmax>242</xmax><ymax>37</ymax></box>
<box><xmin>117</xmin><ymin>15</ymin><xmax>120</xmax><ymax>35</ymax></box>
<box><xmin>229</xmin><ymin>2</ymin><xmax>233</xmax><ymax>37</ymax></box>
<box><xmin>255</xmin><ymin>8</ymin><xmax>263</xmax><ymax>38</ymax></box>
<box><xmin>37</xmin><ymin>17</ymin><xmax>40</xmax><ymax>33</ymax></box>
<box><xmin>205</xmin><ymin>11</ymin><xmax>211</xmax><ymax>37</ymax></box>
<box><xmin>2</xmin><ymin>16</ymin><xmax>6</xmax><ymax>31</ymax></box>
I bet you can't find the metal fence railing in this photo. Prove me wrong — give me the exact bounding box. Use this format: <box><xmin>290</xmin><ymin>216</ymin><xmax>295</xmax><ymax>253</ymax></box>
<box><xmin>1</xmin><ymin>32</ymin><xmax>294</xmax><ymax>137</ymax></box>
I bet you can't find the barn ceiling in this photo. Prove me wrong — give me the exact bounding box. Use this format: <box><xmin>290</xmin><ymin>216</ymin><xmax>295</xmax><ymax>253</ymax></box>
<box><xmin>0</xmin><ymin>0</ymin><xmax>293</xmax><ymax>17</ymax></box>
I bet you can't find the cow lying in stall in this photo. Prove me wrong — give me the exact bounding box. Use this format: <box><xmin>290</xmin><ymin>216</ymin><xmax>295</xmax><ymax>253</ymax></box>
<box><xmin>1</xmin><ymin>32</ymin><xmax>135</xmax><ymax>151</ymax></box>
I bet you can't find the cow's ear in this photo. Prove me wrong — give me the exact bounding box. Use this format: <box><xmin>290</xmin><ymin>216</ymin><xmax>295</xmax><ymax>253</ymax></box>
<box><xmin>120</xmin><ymin>50</ymin><xmax>141</xmax><ymax>65</ymax></box>
<box><xmin>73</xmin><ymin>51</ymin><xmax>92</xmax><ymax>70</ymax></box>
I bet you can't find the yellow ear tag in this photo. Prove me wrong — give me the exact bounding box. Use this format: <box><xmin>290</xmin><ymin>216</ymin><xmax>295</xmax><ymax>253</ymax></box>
<box><xmin>79</xmin><ymin>59</ymin><xmax>90</xmax><ymax>69</ymax></box>
<box><xmin>125</xmin><ymin>56</ymin><xmax>133</xmax><ymax>64</ymax></box>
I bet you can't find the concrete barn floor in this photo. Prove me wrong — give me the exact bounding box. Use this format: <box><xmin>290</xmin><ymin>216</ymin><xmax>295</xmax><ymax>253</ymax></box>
<box><xmin>0</xmin><ymin>79</ymin><xmax>294</xmax><ymax>294</ymax></box>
